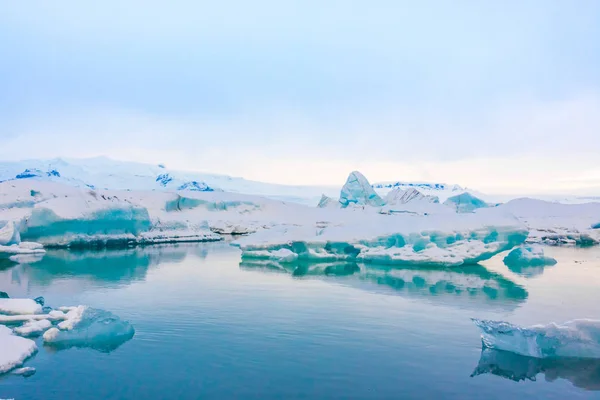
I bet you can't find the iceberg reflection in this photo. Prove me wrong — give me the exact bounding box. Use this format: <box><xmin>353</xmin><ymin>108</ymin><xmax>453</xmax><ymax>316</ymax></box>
<box><xmin>240</xmin><ymin>260</ymin><xmax>528</xmax><ymax>311</ymax></box>
<box><xmin>472</xmin><ymin>348</ymin><xmax>600</xmax><ymax>391</ymax></box>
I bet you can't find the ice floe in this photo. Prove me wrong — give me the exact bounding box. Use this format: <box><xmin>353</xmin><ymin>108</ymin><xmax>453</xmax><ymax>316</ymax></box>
<box><xmin>473</xmin><ymin>318</ymin><xmax>600</xmax><ymax>359</ymax></box>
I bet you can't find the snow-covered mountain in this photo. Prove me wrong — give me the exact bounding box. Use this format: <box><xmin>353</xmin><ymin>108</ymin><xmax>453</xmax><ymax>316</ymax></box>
<box><xmin>0</xmin><ymin>157</ymin><xmax>339</xmax><ymax>206</ymax></box>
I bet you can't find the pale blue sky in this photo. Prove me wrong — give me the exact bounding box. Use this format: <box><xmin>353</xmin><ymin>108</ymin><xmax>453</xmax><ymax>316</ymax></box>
<box><xmin>1</xmin><ymin>1</ymin><xmax>599</xmax><ymax>193</ymax></box>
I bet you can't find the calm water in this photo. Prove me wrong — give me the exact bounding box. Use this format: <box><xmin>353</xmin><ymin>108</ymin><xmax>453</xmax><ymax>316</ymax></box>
<box><xmin>1</xmin><ymin>242</ymin><xmax>600</xmax><ymax>399</ymax></box>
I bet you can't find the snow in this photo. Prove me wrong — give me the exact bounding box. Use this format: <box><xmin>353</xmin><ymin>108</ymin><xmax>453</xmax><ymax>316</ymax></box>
<box><xmin>503</xmin><ymin>245</ymin><xmax>557</xmax><ymax>268</ymax></box>
<box><xmin>0</xmin><ymin>299</ymin><xmax>43</xmax><ymax>315</ymax></box>
<box><xmin>0</xmin><ymin>156</ymin><xmax>337</xmax><ymax>206</ymax></box>
<box><xmin>473</xmin><ymin>318</ymin><xmax>600</xmax><ymax>359</ymax></box>
<box><xmin>339</xmin><ymin>171</ymin><xmax>385</xmax><ymax>207</ymax></box>
<box><xmin>14</xmin><ymin>319</ymin><xmax>52</xmax><ymax>336</ymax></box>
<box><xmin>0</xmin><ymin>325</ymin><xmax>37</xmax><ymax>374</ymax></box>
<box><xmin>56</xmin><ymin>305</ymin><xmax>86</xmax><ymax>330</ymax></box>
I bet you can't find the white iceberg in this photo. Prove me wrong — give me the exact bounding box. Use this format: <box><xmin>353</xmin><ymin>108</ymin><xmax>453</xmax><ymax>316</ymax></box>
<box><xmin>236</xmin><ymin>211</ymin><xmax>529</xmax><ymax>266</ymax></box>
<box><xmin>0</xmin><ymin>325</ymin><xmax>37</xmax><ymax>374</ymax></box>
<box><xmin>473</xmin><ymin>318</ymin><xmax>600</xmax><ymax>359</ymax></box>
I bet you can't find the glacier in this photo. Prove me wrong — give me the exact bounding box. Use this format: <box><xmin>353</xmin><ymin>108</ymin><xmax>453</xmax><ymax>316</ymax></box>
<box><xmin>473</xmin><ymin>318</ymin><xmax>600</xmax><ymax>359</ymax></box>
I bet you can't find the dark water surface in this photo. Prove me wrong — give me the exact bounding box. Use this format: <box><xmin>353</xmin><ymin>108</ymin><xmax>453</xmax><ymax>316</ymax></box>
<box><xmin>1</xmin><ymin>243</ymin><xmax>599</xmax><ymax>399</ymax></box>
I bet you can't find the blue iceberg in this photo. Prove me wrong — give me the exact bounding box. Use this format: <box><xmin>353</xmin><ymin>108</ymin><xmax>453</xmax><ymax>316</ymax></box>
<box><xmin>473</xmin><ymin>318</ymin><xmax>600</xmax><ymax>359</ymax></box>
<box><xmin>43</xmin><ymin>306</ymin><xmax>135</xmax><ymax>352</ymax></box>
<box><xmin>503</xmin><ymin>245</ymin><xmax>557</xmax><ymax>270</ymax></box>
<box><xmin>444</xmin><ymin>192</ymin><xmax>488</xmax><ymax>213</ymax></box>
<box><xmin>339</xmin><ymin>171</ymin><xmax>384</xmax><ymax>207</ymax></box>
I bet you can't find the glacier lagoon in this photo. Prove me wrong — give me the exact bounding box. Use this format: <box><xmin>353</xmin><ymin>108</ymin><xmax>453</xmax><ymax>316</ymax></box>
<box><xmin>1</xmin><ymin>243</ymin><xmax>600</xmax><ymax>399</ymax></box>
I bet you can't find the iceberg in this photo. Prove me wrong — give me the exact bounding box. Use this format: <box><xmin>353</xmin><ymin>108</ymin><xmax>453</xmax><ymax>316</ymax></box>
<box><xmin>473</xmin><ymin>318</ymin><xmax>600</xmax><ymax>359</ymax></box>
<box><xmin>0</xmin><ymin>325</ymin><xmax>37</xmax><ymax>374</ymax></box>
<box><xmin>339</xmin><ymin>171</ymin><xmax>385</xmax><ymax>207</ymax></box>
<box><xmin>503</xmin><ymin>245</ymin><xmax>557</xmax><ymax>270</ymax></box>
<box><xmin>236</xmin><ymin>212</ymin><xmax>528</xmax><ymax>267</ymax></box>
<box><xmin>0</xmin><ymin>221</ymin><xmax>20</xmax><ymax>245</ymax></box>
<box><xmin>317</xmin><ymin>194</ymin><xmax>340</xmax><ymax>209</ymax></box>
<box><xmin>444</xmin><ymin>192</ymin><xmax>488</xmax><ymax>213</ymax></box>
<box><xmin>472</xmin><ymin>348</ymin><xmax>600</xmax><ymax>390</ymax></box>
<box><xmin>43</xmin><ymin>306</ymin><xmax>135</xmax><ymax>351</ymax></box>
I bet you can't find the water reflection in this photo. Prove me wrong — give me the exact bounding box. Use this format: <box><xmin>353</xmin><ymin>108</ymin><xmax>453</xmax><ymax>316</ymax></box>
<box><xmin>505</xmin><ymin>263</ymin><xmax>547</xmax><ymax>278</ymax></box>
<box><xmin>472</xmin><ymin>348</ymin><xmax>600</xmax><ymax>391</ymax></box>
<box><xmin>240</xmin><ymin>260</ymin><xmax>528</xmax><ymax>311</ymax></box>
<box><xmin>0</xmin><ymin>244</ymin><xmax>206</xmax><ymax>293</ymax></box>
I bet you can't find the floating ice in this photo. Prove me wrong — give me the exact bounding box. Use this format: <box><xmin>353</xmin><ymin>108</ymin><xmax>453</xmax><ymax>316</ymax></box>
<box><xmin>14</xmin><ymin>319</ymin><xmax>52</xmax><ymax>336</ymax></box>
<box><xmin>237</xmin><ymin>214</ymin><xmax>528</xmax><ymax>267</ymax></box>
<box><xmin>339</xmin><ymin>171</ymin><xmax>385</xmax><ymax>207</ymax></box>
<box><xmin>473</xmin><ymin>318</ymin><xmax>600</xmax><ymax>358</ymax></box>
<box><xmin>444</xmin><ymin>192</ymin><xmax>488</xmax><ymax>213</ymax></box>
<box><xmin>503</xmin><ymin>245</ymin><xmax>557</xmax><ymax>270</ymax></box>
<box><xmin>0</xmin><ymin>325</ymin><xmax>37</xmax><ymax>374</ymax></box>
<box><xmin>0</xmin><ymin>299</ymin><xmax>43</xmax><ymax>315</ymax></box>
<box><xmin>12</xmin><ymin>366</ymin><xmax>36</xmax><ymax>377</ymax></box>
<box><xmin>43</xmin><ymin>306</ymin><xmax>135</xmax><ymax>351</ymax></box>
<box><xmin>0</xmin><ymin>291</ymin><xmax>8</xmax><ymax>299</ymax></box>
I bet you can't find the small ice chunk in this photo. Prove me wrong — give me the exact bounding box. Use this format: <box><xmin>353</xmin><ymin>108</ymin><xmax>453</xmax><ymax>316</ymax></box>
<box><xmin>0</xmin><ymin>325</ymin><xmax>37</xmax><ymax>374</ymax></box>
<box><xmin>0</xmin><ymin>291</ymin><xmax>8</xmax><ymax>299</ymax></box>
<box><xmin>12</xmin><ymin>366</ymin><xmax>36</xmax><ymax>377</ymax></box>
<box><xmin>0</xmin><ymin>298</ymin><xmax>43</xmax><ymax>315</ymax></box>
<box><xmin>14</xmin><ymin>319</ymin><xmax>52</xmax><ymax>336</ymax></box>
<box><xmin>503</xmin><ymin>245</ymin><xmax>557</xmax><ymax>268</ymax></box>
<box><xmin>57</xmin><ymin>305</ymin><xmax>86</xmax><ymax>330</ymax></box>
<box><xmin>44</xmin><ymin>307</ymin><xmax>135</xmax><ymax>352</ymax></box>
<box><xmin>34</xmin><ymin>296</ymin><xmax>45</xmax><ymax>306</ymax></box>
<box><xmin>48</xmin><ymin>310</ymin><xmax>67</xmax><ymax>321</ymax></box>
